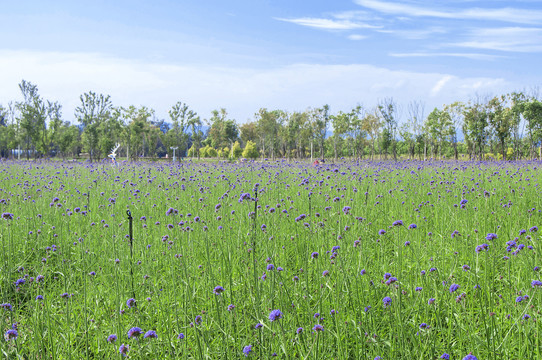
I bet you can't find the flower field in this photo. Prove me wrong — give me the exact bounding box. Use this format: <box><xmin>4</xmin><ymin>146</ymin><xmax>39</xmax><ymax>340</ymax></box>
<box><xmin>1</xmin><ymin>160</ymin><xmax>541</xmax><ymax>359</ymax></box>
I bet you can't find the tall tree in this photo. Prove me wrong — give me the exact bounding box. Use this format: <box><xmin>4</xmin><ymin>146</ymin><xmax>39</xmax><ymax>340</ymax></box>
<box><xmin>425</xmin><ymin>107</ymin><xmax>452</xmax><ymax>159</ymax></box>
<box><xmin>255</xmin><ymin>108</ymin><xmax>282</xmax><ymax>159</ymax></box>
<box><xmin>361</xmin><ymin>110</ymin><xmax>381</xmax><ymax>160</ymax></box>
<box><xmin>314</xmin><ymin>105</ymin><xmax>330</xmax><ymax>160</ymax></box>
<box><xmin>487</xmin><ymin>95</ymin><xmax>513</xmax><ymax>160</ymax></box>
<box><xmin>463</xmin><ymin>99</ymin><xmax>489</xmax><ymax>160</ymax></box>
<box><xmin>521</xmin><ymin>97</ymin><xmax>542</xmax><ymax>159</ymax></box>
<box><xmin>378</xmin><ymin>98</ymin><xmax>398</xmax><ymax>160</ymax></box>
<box><xmin>187</xmin><ymin>114</ymin><xmax>203</xmax><ymax>159</ymax></box>
<box><xmin>75</xmin><ymin>92</ymin><xmax>112</xmax><ymax>162</ymax></box>
<box><xmin>443</xmin><ymin>102</ymin><xmax>464</xmax><ymax>160</ymax></box>
<box><xmin>330</xmin><ymin>111</ymin><xmax>351</xmax><ymax>160</ymax></box>
<box><xmin>508</xmin><ymin>92</ymin><xmax>527</xmax><ymax>160</ymax></box>
<box><xmin>167</xmin><ymin>101</ymin><xmax>195</xmax><ymax>158</ymax></box>
<box><xmin>16</xmin><ymin>80</ymin><xmax>50</xmax><ymax>158</ymax></box>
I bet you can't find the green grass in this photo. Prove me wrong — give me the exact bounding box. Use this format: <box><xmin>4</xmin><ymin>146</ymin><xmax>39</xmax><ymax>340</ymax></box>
<box><xmin>0</xmin><ymin>160</ymin><xmax>541</xmax><ymax>359</ymax></box>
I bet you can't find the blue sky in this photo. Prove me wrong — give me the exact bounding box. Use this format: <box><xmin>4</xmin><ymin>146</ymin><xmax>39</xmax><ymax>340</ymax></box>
<box><xmin>1</xmin><ymin>0</ymin><xmax>541</xmax><ymax>124</ymax></box>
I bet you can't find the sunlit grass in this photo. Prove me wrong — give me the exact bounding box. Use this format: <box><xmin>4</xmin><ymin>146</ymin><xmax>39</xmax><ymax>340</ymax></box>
<box><xmin>0</xmin><ymin>160</ymin><xmax>541</xmax><ymax>359</ymax></box>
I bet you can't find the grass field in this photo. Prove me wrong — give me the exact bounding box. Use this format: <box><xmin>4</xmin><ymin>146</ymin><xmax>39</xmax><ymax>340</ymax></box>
<box><xmin>0</xmin><ymin>159</ymin><xmax>541</xmax><ymax>359</ymax></box>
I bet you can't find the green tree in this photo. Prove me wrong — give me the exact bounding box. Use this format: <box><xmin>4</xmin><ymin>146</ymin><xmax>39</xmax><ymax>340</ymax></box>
<box><xmin>167</xmin><ymin>102</ymin><xmax>195</xmax><ymax>157</ymax></box>
<box><xmin>75</xmin><ymin>92</ymin><xmax>112</xmax><ymax>162</ymax></box>
<box><xmin>187</xmin><ymin>114</ymin><xmax>203</xmax><ymax>159</ymax></box>
<box><xmin>16</xmin><ymin>80</ymin><xmax>52</xmax><ymax>158</ymax></box>
<box><xmin>330</xmin><ymin>111</ymin><xmax>351</xmax><ymax>160</ymax></box>
<box><xmin>58</xmin><ymin>122</ymin><xmax>81</xmax><ymax>159</ymax></box>
<box><xmin>230</xmin><ymin>141</ymin><xmax>243</xmax><ymax>159</ymax></box>
<box><xmin>487</xmin><ymin>95</ymin><xmax>514</xmax><ymax>160</ymax></box>
<box><xmin>425</xmin><ymin>107</ymin><xmax>452</xmax><ymax>159</ymax></box>
<box><xmin>378</xmin><ymin>98</ymin><xmax>398</xmax><ymax>160</ymax></box>
<box><xmin>255</xmin><ymin>109</ymin><xmax>282</xmax><ymax>159</ymax></box>
<box><xmin>443</xmin><ymin>102</ymin><xmax>464</xmax><ymax>160</ymax></box>
<box><xmin>242</xmin><ymin>140</ymin><xmax>259</xmax><ymax>159</ymax></box>
<box><xmin>361</xmin><ymin>111</ymin><xmax>381</xmax><ymax>160</ymax></box>
<box><xmin>463</xmin><ymin>100</ymin><xmax>489</xmax><ymax>160</ymax></box>
<box><xmin>521</xmin><ymin>98</ymin><xmax>542</xmax><ymax>159</ymax></box>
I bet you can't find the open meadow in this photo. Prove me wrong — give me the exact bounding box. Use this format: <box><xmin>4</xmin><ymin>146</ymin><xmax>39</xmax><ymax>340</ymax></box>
<box><xmin>1</xmin><ymin>159</ymin><xmax>541</xmax><ymax>359</ymax></box>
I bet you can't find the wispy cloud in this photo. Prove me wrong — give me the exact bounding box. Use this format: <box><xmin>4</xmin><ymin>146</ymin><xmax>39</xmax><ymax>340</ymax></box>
<box><xmin>347</xmin><ymin>34</ymin><xmax>368</xmax><ymax>40</ymax></box>
<box><xmin>376</xmin><ymin>26</ymin><xmax>447</xmax><ymax>40</ymax></box>
<box><xmin>275</xmin><ymin>17</ymin><xmax>368</xmax><ymax>30</ymax></box>
<box><xmin>452</xmin><ymin>27</ymin><xmax>542</xmax><ymax>52</ymax></box>
<box><xmin>431</xmin><ymin>75</ymin><xmax>454</xmax><ymax>96</ymax></box>
<box><xmin>0</xmin><ymin>50</ymin><xmax>515</xmax><ymax>123</ymax></box>
<box><xmin>390</xmin><ymin>52</ymin><xmax>505</xmax><ymax>60</ymax></box>
<box><xmin>275</xmin><ymin>17</ymin><xmax>363</xmax><ymax>30</ymax></box>
<box><xmin>355</xmin><ymin>0</ymin><xmax>542</xmax><ymax>25</ymax></box>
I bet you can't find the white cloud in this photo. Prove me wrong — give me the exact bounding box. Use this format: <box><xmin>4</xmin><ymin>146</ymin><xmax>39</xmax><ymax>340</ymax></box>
<box><xmin>275</xmin><ymin>17</ymin><xmax>377</xmax><ymax>30</ymax></box>
<box><xmin>431</xmin><ymin>75</ymin><xmax>454</xmax><ymax>96</ymax></box>
<box><xmin>355</xmin><ymin>0</ymin><xmax>542</xmax><ymax>25</ymax></box>
<box><xmin>347</xmin><ymin>34</ymin><xmax>368</xmax><ymax>40</ymax></box>
<box><xmin>453</xmin><ymin>27</ymin><xmax>542</xmax><ymax>52</ymax></box>
<box><xmin>376</xmin><ymin>26</ymin><xmax>447</xmax><ymax>40</ymax></box>
<box><xmin>0</xmin><ymin>50</ymin><xmax>518</xmax><ymax>124</ymax></box>
<box><xmin>390</xmin><ymin>52</ymin><xmax>505</xmax><ymax>60</ymax></box>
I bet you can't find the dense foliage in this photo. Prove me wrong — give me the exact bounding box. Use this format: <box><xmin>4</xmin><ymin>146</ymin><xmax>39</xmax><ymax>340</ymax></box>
<box><xmin>2</xmin><ymin>81</ymin><xmax>542</xmax><ymax>162</ymax></box>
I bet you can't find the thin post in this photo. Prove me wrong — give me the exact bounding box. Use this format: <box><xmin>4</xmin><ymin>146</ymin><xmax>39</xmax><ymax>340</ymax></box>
<box><xmin>126</xmin><ymin>210</ymin><xmax>135</xmax><ymax>300</ymax></box>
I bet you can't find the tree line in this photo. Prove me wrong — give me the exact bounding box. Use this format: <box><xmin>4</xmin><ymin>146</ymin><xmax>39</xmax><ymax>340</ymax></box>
<box><xmin>1</xmin><ymin>80</ymin><xmax>542</xmax><ymax>162</ymax></box>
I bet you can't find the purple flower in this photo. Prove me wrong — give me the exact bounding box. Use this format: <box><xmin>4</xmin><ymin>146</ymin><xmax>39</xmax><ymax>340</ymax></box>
<box><xmin>385</xmin><ymin>277</ymin><xmax>398</xmax><ymax>285</ymax></box>
<box><xmin>392</xmin><ymin>220</ymin><xmax>403</xmax><ymax>226</ymax></box>
<box><xmin>177</xmin><ymin>333</ymin><xmax>185</xmax><ymax>340</ymax></box>
<box><xmin>119</xmin><ymin>344</ymin><xmax>129</xmax><ymax>356</ymax></box>
<box><xmin>322</xmin><ymin>270</ymin><xmax>330</xmax><ymax>277</ymax></box>
<box><xmin>243</xmin><ymin>345</ymin><xmax>253</xmax><ymax>357</ymax></box>
<box><xmin>144</xmin><ymin>330</ymin><xmax>157</xmax><ymax>339</ymax></box>
<box><xmin>296</xmin><ymin>327</ymin><xmax>303</xmax><ymax>334</ymax></box>
<box><xmin>409</xmin><ymin>223</ymin><xmax>417</xmax><ymax>229</ymax></box>
<box><xmin>107</xmin><ymin>334</ymin><xmax>117</xmax><ymax>343</ymax></box>
<box><xmin>255</xmin><ymin>323</ymin><xmax>263</xmax><ymax>329</ymax></box>
<box><xmin>449</xmin><ymin>284</ymin><xmax>460</xmax><ymax>293</ymax></box>
<box><xmin>462</xmin><ymin>354</ymin><xmax>478</xmax><ymax>360</ymax></box>
<box><xmin>1</xmin><ymin>213</ymin><xmax>14</xmax><ymax>220</ymax></box>
<box><xmin>475</xmin><ymin>244</ymin><xmax>489</xmax><ymax>253</ymax></box>
<box><xmin>378</xmin><ymin>229</ymin><xmax>386</xmax><ymax>235</ymax></box>
<box><xmin>213</xmin><ymin>286</ymin><xmax>225</xmax><ymax>295</ymax></box>
<box><xmin>530</xmin><ymin>226</ymin><xmax>538</xmax><ymax>232</ymax></box>
<box><xmin>267</xmin><ymin>264</ymin><xmax>275</xmax><ymax>271</ymax></box>
<box><xmin>313</xmin><ymin>324</ymin><xmax>324</xmax><ymax>332</ymax></box>
<box><xmin>440</xmin><ymin>354</ymin><xmax>450</xmax><ymax>360</ymax></box>
<box><xmin>195</xmin><ymin>315</ymin><xmax>202</xmax><ymax>325</ymax></box>
<box><xmin>4</xmin><ymin>329</ymin><xmax>17</xmax><ymax>341</ymax></box>
<box><xmin>486</xmin><ymin>233</ymin><xmax>498</xmax><ymax>241</ymax></box>
<box><xmin>127</xmin><ymin>327</ymin><xmax>142</xmax><ymax>338</ymax></box>
<box><xmin>532</xmin><ymin>280</ymin><xmax>542</xmax><ymax>287</ymax></box>
<box><xmin>383</xmin><ymin>296</ymin><xmax>392</xmax><ymax>307</ymax></box>
<box><xmin>311</xmin><ymin>252</ymin><xmax>319</xmax><ymax>259</ymax></box>
<box><xmin>269</xmin><ymin>309</ymin><xmax>283</xmax><ymax>321</ymax></box>
<box><xmin>126</xmin><ymin>298</ymin><xmax>136</xmax><ymax>308</ymax></box>
<box><xmin>428</xmin><ymin>298</ymin><xmax>435</xmax><ymax>305</ymax></box>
